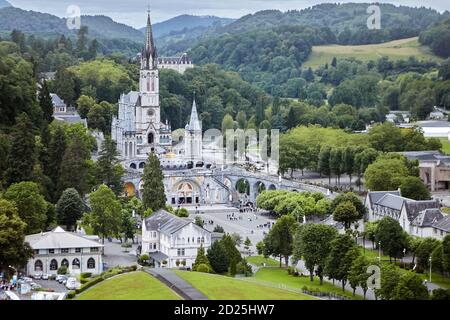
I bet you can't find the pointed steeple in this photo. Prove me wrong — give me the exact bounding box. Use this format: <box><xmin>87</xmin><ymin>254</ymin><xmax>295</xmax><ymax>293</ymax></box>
<box><xmin>141</xmin><ymin>10</ymin><xmax>156</xmax><ymax>70</ymax></box>
<box><xmin>188</xmin><ymin>94</ymin><xmax>201</xmax><ymax>131</ymax></box>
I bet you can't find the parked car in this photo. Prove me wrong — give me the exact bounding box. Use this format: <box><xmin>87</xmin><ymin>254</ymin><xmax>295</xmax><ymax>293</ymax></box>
<box><xmin>30</xmin><ymin>282</ymin><xmax>42</xmax><ymax>290</ymax></box>
<box><xmin>33</xmin><ymin>274</ymin><xmax>42</xmax><ymax>280</ymax></box>
<box><xmin>22</xmin><ymin>277</ymin><xmax>33</xmax><ymax>283</ymax></box>
<box><xmin>65</xmin><ymin>277</ymin><xmax>81</xmax><ymax>290</ymax></box>
<box><xmin>56</xmin><ymin>275</ymin><xmax>67</xmax><ymax>284</ymax></box>
<box><xmin>41</xmin><ymin>274</ymin><xmax>49</xmax><ymax>280</ymax></box>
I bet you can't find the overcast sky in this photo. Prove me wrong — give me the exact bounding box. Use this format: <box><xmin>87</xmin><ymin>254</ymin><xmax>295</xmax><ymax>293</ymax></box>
<box><xmin>7</xmin><ymin>0</ymin><xmax>450</xmax><ymax>28</ymax></box>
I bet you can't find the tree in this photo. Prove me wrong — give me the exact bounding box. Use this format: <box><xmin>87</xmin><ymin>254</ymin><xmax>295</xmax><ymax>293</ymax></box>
<box><xmin>58</xmin><ymin>134</ymin><xmax>91</xmax><ymax>198</ymax></box>
<box><xmin>443</xmin><ymin>235</ymin><xmax>450</xmax><ymax>274</ymax></box>
<box><xmin>368</xmin><ymin>122</ymin><xmax>404</xmax><ymax>152</ymax></box>
<box><xmin>330</xmin><ymin>192</ymin><xmax>365</xmax><ymax>224</ymax></box>
<box><xmin>55</xmin><ymin>188</ymin><xmax>84</xmax><ymax>231</ymax></box>
<box><xmin>295</xmin><ymin>224</ymin><xmax>338</xmax><ymax>284</ymax></box>
<box><xmin>364</xmin><ymin>157</ymin><xmax>409</xmax><ymax>191</ymax></box>
<box><xmin>392</xmin><ymin>272</ymin><xmax>429</xmax><ymax>300</ymax></box>
<box><xmin>95</xmin><ymin>137</ymin><xmax>124</xmax><ymax>195</ymax></box>
<box><xmin>207</xmin><ymin>241</ymin><xmax>229</xmax><ymax>274</ymax></box>
<box><xmin>76</xmin><ymin>95</ymin><xmax>96</xmax><ymax>119</ymax></box>
<box><xmin>4</xmin><ymin>182</ymin><xmax>48</xmax><ymax>234</ymax></box>
<box><xmin>416</xmin><ymin>237</ymin><xmax>441</xmax><ymax>271</ymax></box>
<box><xmin>174</xmin><ymin>208</ymin><xmax>189</xmax><ymax>218</ymax></box>
<box><xmin>194</xmin><ymin>216</ymin><xmax>204</xmax><ymax>228</ymax></box>
<box><xmin>54</xmin><ymin>68</ymin><xmax>77</xmax><ymax>107</ymax></box>
<box><xmin>256</xmin><ymin>241</ymin><xmax>265</xmax><ymax>255</ymax></box>
<box><xmin>432</xmin><ymin>288</ymin><xmax>450</xmax><ymax>300</ymax></box>
<box><xmin>0</xmin><ymin>199</ymin><xmax>34</xmax><ymax>275</ymax></box>
<box><xmin>46</xmin><ymin>125</ymin><xmax>66</xmax><ymax>201</ymax></box>
<box><xmin>193</xmin><ymin>244</ymin><xmax>211</xmax><ymax>271</ymax></box>
<box><xmin>5</xmin><ymin>113</ymin><xmax>36</xmax><ymax>187</ymax></box>
<box><xmin>325</xmin><ymin>234</ymin><xmax>357</xmax><ymax>291</ymax></box>
<box><xmin>375</xmin><ymin>217</ymin><xmax>409</xmax><ymax>261</ymax></box>
<box><xmin>121</xmin><ymin>209</ymin><xmax>136</xmax><ymax>243</ymax></box>
<box><xmin>221</xmin><ymin>234</ymin><xmax>242</xmax><ymax>275</ymax></box>
<box><xmin>375</xmin><ymin>263</ymin><xmax>401</xmax><ymax>300</ymax></box>
<box><xmin>399</xmin><ymin>176</ymin><xmax>431</xmax><ymax>200</ymax></box>
<box><xmin>348</xmin><ymin>254</ymin><xmax>371</xmax><ymax>298</ymax></box>
<box><xmin>330</xmin><ymin>148</ymin><xmax>343</xmax><ymax>185</ymax></box>
<box><xmin>87</xmin><ymin>185</ymin><xmax>122</xmax><ymax>243</ymax></box>
<box><xmin>244</xmin><ymin>237</ymin><xmax>252</xmax><ymax>254</ymax></box>
<box><xmin>343</xmin><ymin>146</ymin><xmax>355</xmax><ymax>186</ymax></box>
<box><xmin>263</xmin><ymin>215</ymin><xmax>298</xmax><ymax>267</ymax></box>
<box><xmin>38</xmin><ymin>80</ymin><xmax>54</xmax><ymax>124</ymax></box>
<box><xmin>333</xmin><ymin>201</ymin><xmax>359</xmax><ymax>230</ymax></box>
<box><xmin>231</xmin><ymin>233</ymin><xmax>243</xmax><ymax>247</ymax></box>
<box><xmin>76</xmin><ymin>26</ymin><xmax>89</xmax><ymax>58</ymax></box>
<box><xmin>213</xmin><ymin>225</ymin><xmax>225</xmax><ymax>233</ymax></box>
<box><xmin>142</xmin><ymin>153</ymin><xmax>166</xmax><ymax>211</ymax></box>
<box><xmin>318</xmin><ymin>146</ymin><xmax>331</xmax><ymax>183</ymax></box>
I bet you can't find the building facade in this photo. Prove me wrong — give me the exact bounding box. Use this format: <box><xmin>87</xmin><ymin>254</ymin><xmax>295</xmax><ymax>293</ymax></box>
<box><xmin>25</xmin><ymin>227</ymin><xmax>103</xmax><ymax>276</ymax></box>
<box><xmin>141</xmin><ymin>210</ymin><xmax>211</xmax><ymax>268</ymax></box>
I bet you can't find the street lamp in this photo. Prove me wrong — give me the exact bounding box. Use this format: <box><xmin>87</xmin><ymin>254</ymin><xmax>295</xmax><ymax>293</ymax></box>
<box><xmin>378</xmin><ymin>241</ymin><xmax>381</xmax><ymax>264</ymax></box>
<box><xmin>429</xmin><ymin>256</ymin><xmax>432</xmax><ymax>283</ymax></box>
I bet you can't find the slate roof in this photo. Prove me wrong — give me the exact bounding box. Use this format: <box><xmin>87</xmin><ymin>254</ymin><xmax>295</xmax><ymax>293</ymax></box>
<box><xmin>158</xmin><ymin>53</ymin><xmax>192</xmax><ymax>65</ymax></box>
<box><xmin>375</xmin><ymin>193</ymin><xmax>408</xmax><ymax>211</ymax></box>
<box><xmin>25</xmin><ymin>227</ymin><xmax>103</xmax><ymax>250</ymax></box>
<box><xmin>410</xmin><ymin>209</ymin><xmax>444</xmax><ymax>227</ymax></box>
<box><xmin>367</xmin><ymin>191</ymin><xmax>401</xmax><ymax>209</ymax></box>
<box><xmin>50</xmin><ymin>93</ymin><xmax>66</xmax><ymax>107</ymax></box>
<box><xmin>144</xmin><ymin>209</ymin><xmax>204</xmax><ymax>236</ymax></box>
<box><xmin>432</xmin><ymin>215</ymin><xmax>450</xmax><ymax>232</ymax></box>
<box><xmin>149</xmin><ymin>251</ymin><xmax>169</xmax><ymax>262</ymax></box>
<box><xmin>187</xmin><ymin>99</ymin><xmax>201</xmax><ymax>132</ymax></box>
<box><xmin>403</xmin><ymin>200</ymin><xmax>440</xmax><ymax>222</ymax></box>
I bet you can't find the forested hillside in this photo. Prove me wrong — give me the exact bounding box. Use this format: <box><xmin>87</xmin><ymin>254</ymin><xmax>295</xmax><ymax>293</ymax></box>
<box><xmin>419</xmin><ymin>19</ymin><xmax>450</xmax><ymax>58</ymax></box>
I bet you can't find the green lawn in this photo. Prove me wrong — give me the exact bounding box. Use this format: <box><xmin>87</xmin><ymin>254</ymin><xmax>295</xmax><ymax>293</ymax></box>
<box><xmin>174</xmin><ymin>270</ymin><xmax>316</xmax><ymax>300</ymax></box>
<box><xmin>246</xmin><ymin>255</ymin><xmax>281</xmax><ymax>267</ymax></box>
<box><xmin>438</xmin><ymin>138</ymin><xmax>450</xmax><ymax>155</ymax></box>
<box><xmin>76</xmin><ymin>271</ymin><xmax>181</xmax><ymax>300</ymax></box>
<box><xmin>303</xmin><ymin>37</ymin><xmax>441</xmax><ymax>69</ymax></box>
<box><xmin>250</xmin><ymin>268</ymin><xmax>361</xmax><ymax>300</ymax></box>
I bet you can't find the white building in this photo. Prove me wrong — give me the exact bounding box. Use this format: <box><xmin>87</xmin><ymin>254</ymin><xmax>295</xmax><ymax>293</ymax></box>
<box><xmin>25</xmin><ymin>227</ymin><xmax>104</xmax><ymax>276</ymax></box>
<box><xmin>158</xmin><ymin>54</ymin><xmax>194</xmax><ymax>74</ymax></box>
<box><xmin>141</xmin><ymin>210</ymin><xmax>211</xmax><ymax>268</ymax></box>
<box><xmin>364</xmin><ymin>190</ymin><xmax>448</xmax><ymax>239</ymax></box>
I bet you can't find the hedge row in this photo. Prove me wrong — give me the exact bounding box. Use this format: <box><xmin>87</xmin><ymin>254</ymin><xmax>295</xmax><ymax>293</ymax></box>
<box><xmin>71</xmin><ymin>265</ymin><xmax>138</xmax><ymax>296</ymax></box>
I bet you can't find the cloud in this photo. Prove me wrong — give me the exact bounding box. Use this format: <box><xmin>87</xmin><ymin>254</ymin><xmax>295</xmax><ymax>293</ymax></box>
<box><xmin>7</xmin><ymin>0</ymin><xmax>450</xmax><ymax>28</ymax></box>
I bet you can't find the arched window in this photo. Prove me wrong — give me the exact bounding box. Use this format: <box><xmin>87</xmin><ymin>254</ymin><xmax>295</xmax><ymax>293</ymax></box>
<box><xmin>87</xmin><ymin>258</ymin><xmax>95</xmax><ymax>269</ymax></box>
<box><xmin>148</xmin><ymin>133</ymin><xmax>154</xmax><ymax>144</ymax></box>
<box><xmin>197</xmin><ymin>237</ymin><xmax>201</xmax><ymax>244</ymax></box>
<box><xmin>201</xmin><ymin>237</ymin><xmax>205</xmax><ymax>243</ymax></box>
<box><xmin>72</xmin><ymin>258</ymin><xmax>80</xmax><ymax>269</ymax></box>
<box><xmin>34</xmin><ymin>260</ymin><xmax>43</xmax><ymax>271</ymax></box>
<box><xmin>139</xmin><ymin>162</ymin><xmax>145</xmax><ymax>169</ymax></box>
<box><xmin>49</xmin><ymin>259</ymin><xmax>58</xmax><ymax>271</ymax></box>
<box><xmin>130</xmin><ymin>163</ymin><xmax>137</xmax><ymax>169</ymax></box>
<box><xmin>61</xmin><ymin>259</ymin><xmax>69</xmax><ymax>268</ymax></box>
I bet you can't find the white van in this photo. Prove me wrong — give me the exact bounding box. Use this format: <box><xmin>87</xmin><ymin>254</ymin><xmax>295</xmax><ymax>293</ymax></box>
<box><xmin>65</xmin><ymin>277</ymin><xmax>81</xmax><ymax>290</ymax></box>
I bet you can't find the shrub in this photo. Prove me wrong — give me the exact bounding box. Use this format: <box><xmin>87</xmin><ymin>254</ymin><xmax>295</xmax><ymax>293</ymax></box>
<box><xmin>236</xmin><ymin>260</ymin><xmax>253</xmax><ymax>277</ymax></box>
<box><xmin>80</xmin><ymin>277</ymin><xmax>89</xmax><ymax>284</ymax></box>
<box><xmin>130</xmin><ymin>265</ymin><xmax>137</xmax><ymax>271</ymax></box>
<box><xmin>196</xmin><ymin>263</ymin><xmax>210</xmax><ymax>273</ymax></box>
<box><xmin>80</xmin><ymin>272</ymin><xmax>92</xmax><ymax>278</ymax></box>
<box><xmin>66</xmin><ymin>291</ymin><xmax>76</xmax><ymax>299</ymax></box>
<box><xmin>432</xmin><ymin>288</ymin><xmax>450</xmax><ymax>300</ymax></box>
<box><xmin>57</xmin><ymin>266</ymin><xmax>67</xmax><ymax>275</ymax></box>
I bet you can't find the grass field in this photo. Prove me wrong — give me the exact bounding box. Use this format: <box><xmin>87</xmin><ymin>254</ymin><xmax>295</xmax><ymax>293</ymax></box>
<box><xmin>249</xmin><ymin>268</ymin><xmax>361</xmax><ymax>300</ymax></box>
<box><xmin>303</xmin><ymin>37</ymin><xmax>441</xmax><ymax>69</ymax></box>
<box><xmin>76</xmin><ymin>272</ymin><xmax>181</xmax><ymax>300</ymax></box>
<box><xmin>246</xmin><ymin>255</ymin><xmax>281</xmax><ymax>267</ymax></box>
<box><xmin>438</xmin><ymin>137</ymin><xmax>450</xmax><ymax>155</ymax></box>
<box><xmin>174</xmin><ymin>270</ymin><xmax>316</xmax><ymax>300</ymax></box>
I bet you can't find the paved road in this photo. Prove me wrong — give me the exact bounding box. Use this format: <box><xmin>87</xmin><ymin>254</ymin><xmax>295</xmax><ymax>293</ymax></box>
<box><xmin>145</xmin><ymin>268</ymin><xmax>208</xmax><ymax>300</ymax></box>
<box><xmin>103</xmin><ymin>238</ymin><xmax>139</xmax><ymax>269</ymax></box>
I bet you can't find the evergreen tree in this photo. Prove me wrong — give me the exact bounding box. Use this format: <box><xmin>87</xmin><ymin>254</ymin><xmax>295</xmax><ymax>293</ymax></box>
<box><xmin>285</xmin><ymin>106</ymin><xmax>297</xmax><ymax>130</ymax></box>
<box><xmin>95</xmin><ymin>137</ymin><xmax>124</xmax><ymax>195</ymax></box>
<box><xmin>76</xmin><ymin>26</ymin><xmax>89</xmax><ymax>58</ymax></box>
<box><xmin>38</xmin><ymin>80</ymin><xmax>54</xmax><ymax>124</ymax></box>
<box><xmin>47</xmin><ymin>126</ymin><xmax>67</xmax><ymax>201</ymax></box>
<box><xmin>221</xmin><ymin>234</ymin><xmax>242</xmax><ymax>275</ymax></box>
<box><xmin>318</xmin><ymin>146</ymin><xmax>331</xmax><ymax>184</ymax></box>
<box><xmin>207</xmin><ymin>241</ymin><xmax>230</xmax><ymax>273</ymax></box>
<box><xmin>142</xmin><ymin>153</ymin><xmax>166</xmax><ymax>211</ymax></box>
<box><xmin>5</xmin><ymin>113</ymin><xmax>36</xmax><ymax>187</ymax></box>
<box><xmin>54</xmin><ymin>68</ymin><xmax>76</xmax><ymax>107</ymax></box>
<box><xmin>87</xmin><ymin>39</ymin><xmax>98</xmax><ymax>60</ymax></box>
<box><xmin>193</xmin><ymin>244</ymin><xmax>211</xmax><ymax>271</ymax></box>
<box><xmin>58</xmin><ymin>135</ymin><xmax>90</xmax><ymax>198</ymax></box>
<box><xmin>55</xmin><ymin>188</ymin><xmax>85</xmax><ymax>231</ymax></box>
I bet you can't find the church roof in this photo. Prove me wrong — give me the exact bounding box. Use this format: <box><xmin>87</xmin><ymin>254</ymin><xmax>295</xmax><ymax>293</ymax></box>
<box><xmin>432</xmin><ymin>215</ymin><xmax>450</xmax><ymax>232</ymax></box>
<box><xmin>141</xmin><ymin>11</ymin><xmax>157</xmax><ymax>70</ymax></box>
<box><xmin>367</xmin><ymin>190</ymin><xmax>401</xmax><ymax>209</ymax></box>
<box><xmin>187</xmin><ymin>99</ymin><xmax>201</xmax><ymax>132</ymax></box>
<box><xmin>25</xmin><ymin>226</ymin><xmax>103</xmax><ymax>250</ymax></box>
<box><xmin>411</xmin><ymin>209</ymin><xmax>444</xmax><ymax>227</ymax></box>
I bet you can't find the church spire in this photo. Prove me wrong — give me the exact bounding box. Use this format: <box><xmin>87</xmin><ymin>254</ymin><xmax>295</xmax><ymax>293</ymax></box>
<box><xmin>141</xmin><ymin>10</ymin><xmax>156</xmax><ymax>70</ymax></box>
<box><xmin>188</xmin><ymin>94</ymin><xmax>201</xmax><ymax>132</ymax></box>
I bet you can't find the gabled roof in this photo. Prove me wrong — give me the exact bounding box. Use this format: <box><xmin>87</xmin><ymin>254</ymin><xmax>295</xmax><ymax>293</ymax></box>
<box><xmin>375</xmin><ymin>193</ymin><xmax>408</xmax><ymax>211</ymax></box>
<box><xmin>25</xmin><ymin>227</ymin><xmax>103</xmax><ymax>250</ymax></box>
<box><xmin>403</xmin><ymin>199</ymin><xmax>440</xmax><ymax>222</ymax></box>
<box><xmin>50</xmin><ymin>93</ymin><xmax>66</xmax><ymax>107</ymax></box>
<box><xmin>411</xmin><ymin>209</ymin><xmax>444</xmax><ymax>227</ymax></box>
<box><xmin>144</xmin><ymin>209</ymin><xmax>190</xmax><ymax>235</ymax></box>
<box><xmin>432</xmin><ymin>215</ymin><xmax>450</xmax><ymax>232</ymax></box>
<box><xmin>368</xmin><ymin>190</ymin><xmax>401</xmax><ymax>209</ymax></box>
